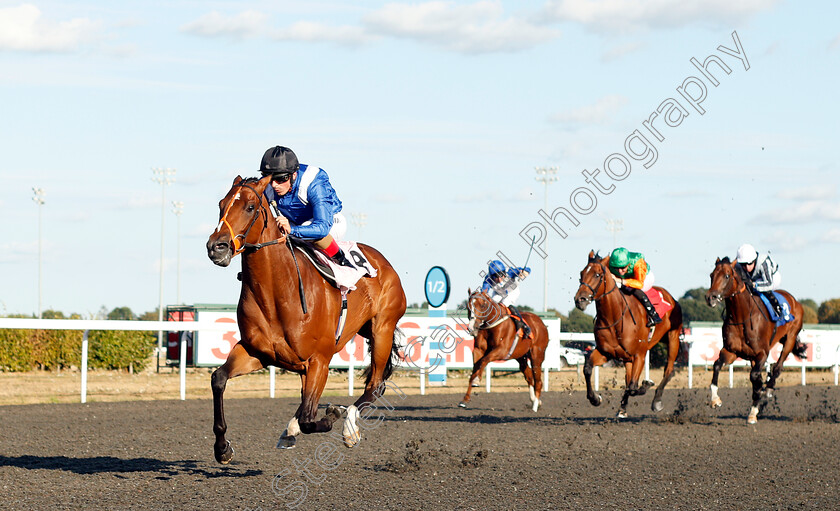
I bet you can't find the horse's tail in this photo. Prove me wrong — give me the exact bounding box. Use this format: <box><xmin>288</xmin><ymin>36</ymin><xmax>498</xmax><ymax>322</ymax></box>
<box><xmin>362</xmin><ymin>327</ymin><xmax>403</xmax><ymax>383</ymax></box>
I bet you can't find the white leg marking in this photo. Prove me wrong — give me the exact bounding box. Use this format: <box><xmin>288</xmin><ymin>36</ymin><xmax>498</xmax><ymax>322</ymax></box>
<box><xmin>343</xmin><ymin>405</ymin><xmax>361</xmax><ymax>448</ymax></box>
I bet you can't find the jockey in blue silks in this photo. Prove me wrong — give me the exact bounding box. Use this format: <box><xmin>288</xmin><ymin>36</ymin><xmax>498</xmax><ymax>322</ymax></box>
<box><xmin>481</xmin><ymin>260</ymin><xmax>532</xmax><ymax>337</ymax></box>
<box><xmin>260</xmin><ymin>146</ymin><xmax>353</xmax><ymax>267</ymax></box>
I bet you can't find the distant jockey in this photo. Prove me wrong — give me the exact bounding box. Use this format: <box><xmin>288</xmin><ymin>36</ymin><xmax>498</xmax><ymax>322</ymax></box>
<box><xmin>608</xmin><ymin>247</ymin><xmax>662</xmax><ymax>328</ymax></box>
<box><xmin>735</xmin><ymin>243</ymin><xmax>783</xmax><ymax>317</ymax></box>
<box><xmin>481</xmin><ymin>260</ymin><xmax>532</xmax><ymax>338</ymax></box>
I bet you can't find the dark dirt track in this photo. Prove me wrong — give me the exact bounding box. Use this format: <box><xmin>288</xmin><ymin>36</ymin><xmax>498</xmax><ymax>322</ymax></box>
<box><xmin>2</xmin><ymin>384</ymin><xmax>839</xmax><ymax>510</ymax></box>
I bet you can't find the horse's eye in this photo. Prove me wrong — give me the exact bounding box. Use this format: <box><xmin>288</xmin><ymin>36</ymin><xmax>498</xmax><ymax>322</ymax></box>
<box><xmin>724</xmin><ymin>274</ymin><xmax>729</xmax><ymax>280</ymax></box>
<box><xmin>246</xmin><ymin>204</ymin><xmax>255</xmax><ymax>213</ymax></box>
<box><xmin>595</xmin><ymin>273</ymin><xmax>601</xmax><ymax>278</ymax></box>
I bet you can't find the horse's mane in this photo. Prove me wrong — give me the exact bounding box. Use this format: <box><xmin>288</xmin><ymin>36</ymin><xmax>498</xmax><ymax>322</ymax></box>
<box><xmin>241</xmin><ymin>177</ymin><xmax>261</xmax><ymax>185</ymax></box>
<box><xmin>719</xmin><ymin>256</ymin><xmax>731</xmax><ymax>264</ymax></box>
<box><xmin>589</xmin><ymin>250</ymin><xmax>603</xmax><ymax>263</ymax></box>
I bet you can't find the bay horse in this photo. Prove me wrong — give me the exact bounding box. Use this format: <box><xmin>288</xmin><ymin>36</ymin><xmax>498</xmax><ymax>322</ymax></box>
<box><xmin>460</xmin><ymin>289</ymin><xmax>548</xmax><ymax>411</ymax></box>
<box><xmin>705</xmin><ymin>257</ymin><xmax>806</xmax><ymax>424</ymax></box>
<box><xmin>574</xmin><ymin>250</ymin><xmax>683</xmax><ymax>418</ymax></box>
<box><xmin>205</xmin><ymin>175</ymin><xmax>406</xmax><ymax>463</ymax></box>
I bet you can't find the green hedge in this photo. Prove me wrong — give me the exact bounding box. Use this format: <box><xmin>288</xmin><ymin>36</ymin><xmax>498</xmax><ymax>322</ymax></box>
<box><xmin>0</xmin><ymin>327</ymin><xmax>155</xmax><ymax>372</ymax></box>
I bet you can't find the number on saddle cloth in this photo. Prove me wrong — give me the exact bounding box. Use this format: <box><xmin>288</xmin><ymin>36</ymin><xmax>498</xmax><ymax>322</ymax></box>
<box><xmin>759</xmin><ymin>292</ymin><xmax>793</xmax><ymax>325</ymax></box>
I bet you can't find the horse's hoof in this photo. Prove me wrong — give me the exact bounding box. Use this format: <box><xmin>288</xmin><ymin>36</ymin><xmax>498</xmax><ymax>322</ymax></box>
<box><xmin>589</xmin><ymin>394</ymin><xmax>602</xmax><ymax>407</ymax></box>
<box><xmin>325</xmin><ymin>405</ymin><xmax>343</xmax><ymax>424</ymax></box>
<box><xmin>471</xmin><ymin>382</ymin><xmax>481</xmax><ymax>388</ymax></box>
<box><xmin>710</xmin><ymin>397</ymin><xmax>723</xmax><ymax>409</ymax></box>
<box><xmin>747</xmin><ymin>415</ymin><xmax>758</xmax><ymax>425</ymax></box>
<box><xmin>215</xmin><ymin>441</ymin><xmax>235</xmax><ymax>464</ymax></box>
<box><xmin>343</xmin><ymin>429</ymin><xmax>361</xmax><ymax>448</ymax></box>
<box><xmin>275</xmin><ymin>435</ymin><xmax>297</xmax><ymax>450</ymax></box>
<box><xmin>652</xmin><ymin>400</ymin><xmax>663</xmax><ymax>412</ymax></box>
<box><xmin>531</xmin><ymin>399</ymin><xmax>541</xmax><ymax>412</ymax></box>
<box><xmin>458</xmin><ymin>401</ymin><xmax>468</xmax><ymax>408</ymax></box>
<box><xmin>617</xmin><ymin>410</ymin><xmax>628</xmax><ymax>419</ymax></box>
<box><xmin>766</xmin><ymin>389</ymin><xmax>774</xmax><ymax>399</ymax></box>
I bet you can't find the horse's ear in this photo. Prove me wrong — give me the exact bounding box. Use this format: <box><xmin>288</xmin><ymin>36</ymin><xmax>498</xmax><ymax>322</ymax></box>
<box><xmin>255</xmin><ymin>174</ymin><xmax>272</xmax><ymax>191</ymax></box>
<box><xmin>232</xmin><ymin>175</ymin><xmax>243</xmax><ymax>186</ymax></box>
<box><xmin>715</xmin><ymin>257</ymin><xmax>721</xmax><ymax>264</ymax></box>
<box><xmin>467</xmin><ymin>287</ymin><xmax>472</xmax><ymax>296</ymax></box>
<box><xmin>588</xmin><ymin>249</ymin><xmax>596</xmax><ymax>260</ymax></box>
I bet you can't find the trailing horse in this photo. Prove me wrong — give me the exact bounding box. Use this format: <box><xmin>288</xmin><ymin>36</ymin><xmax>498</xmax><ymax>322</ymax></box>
<box><xmin>705</xmin><ymin>257</ymin><xmax>806</xmax><ymax>424</ymax></box>
<box><xmin>205</xmin><ymin>176</ymin><xmax>406</xmax><ymax>463</ymax></box>
<box><xmin>461</xmin><ymin>289</ymin><xmax>548</xmax><ymax>411</ymax></box>
<box><xmin>574</xmin><ymin>250</ymin><xmax>683</xmax><ymax>418</ymax></box>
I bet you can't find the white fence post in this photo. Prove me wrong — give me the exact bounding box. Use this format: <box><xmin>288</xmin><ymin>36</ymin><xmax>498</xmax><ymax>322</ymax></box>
<box><xmin>594</xmin><ymin>366</ymin><xmax>599</xmax><ymax>391</ymax></box>
<box><xmin>80</xmin><ymin>330</ymin><xmax>89</xmax><ymax>404</ymax></box>
<box><xmin>687</xmin><ymin>341</ymin><xmax>693</xmax><ymax>389</ymax></box>
<box><xmin>269</xmin><ymin>366</ymin><xmax>276</xmax><ymax>398</ymax></box>
<box><xmin>644</xmin><ymin>351</ymin><xmax>650</xmax><ymax>381</ymax></box>
<box><xmin>179</xmin><ymin>332</ymin><xmax>187</xmax><ymax>400</ymax></box>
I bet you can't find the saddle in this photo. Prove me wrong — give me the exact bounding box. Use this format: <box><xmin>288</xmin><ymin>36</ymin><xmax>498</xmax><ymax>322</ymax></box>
<box><xmin>289</xmin><ymin>238</ymin><xmax>375</xmax><ymax>291</ymax></box>
<box><xmin>759</xmin><ymin>292</ymin><xmax>794</xmax><ymax>325</ymax></box>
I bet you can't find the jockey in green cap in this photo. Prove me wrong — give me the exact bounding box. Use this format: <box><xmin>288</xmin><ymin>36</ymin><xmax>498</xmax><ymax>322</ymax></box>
<box><xmin>608</xmin><ymin>247</ymin><xmax>662</xmax><ymax>327</ymax></box>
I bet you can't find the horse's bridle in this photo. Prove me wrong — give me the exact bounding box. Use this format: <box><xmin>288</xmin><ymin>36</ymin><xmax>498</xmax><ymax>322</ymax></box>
<box><xmin>217</xmin><ymin>182</ymin><xmax>284</xmax><ymax>256</ymax></box>
<box><xmin>468</xmin><ymin>292</ymin><xmax>508</xmax><ymax>331</ymax></box>
<box><xmin>579</xmin><ymin>262</ymin><xmax>616</xmax><ymax>302</ymax></box>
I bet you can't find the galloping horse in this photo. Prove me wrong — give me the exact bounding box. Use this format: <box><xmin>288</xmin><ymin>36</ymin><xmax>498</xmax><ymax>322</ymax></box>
<box><xmin>460</xmin><ymin>289</ymin><xmax>548</xmax><ymax>411</ymax></box>
<box><xmin>205</xmin><ymin>176</ymin><xmax>406</xmax><ymax>463</ymax></box>
<box><xmin>705</xmin><ymin>257</ymin><xmax>806</xmax><ymax>424</ymax></box>
<box><xmin>574</xmin><ymin>250</ymin><xmax>683</xmax><ymax>418</ymax></box>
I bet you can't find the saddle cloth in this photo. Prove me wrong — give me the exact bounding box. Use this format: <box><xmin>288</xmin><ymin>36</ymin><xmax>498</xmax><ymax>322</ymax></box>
<box><xmin>292</xmin><ymin>239</ymin><xmax>376</xmax><ymax>293</ymax></box>
<box><xmin>644</xmin><ymin>288</ymin><xmax>673</xmax><ymax>318</ymax></box>
<box><xmin>759</xmin><ymin>291</ymin><xmax>794</xmax><ymax>325</ymax></box>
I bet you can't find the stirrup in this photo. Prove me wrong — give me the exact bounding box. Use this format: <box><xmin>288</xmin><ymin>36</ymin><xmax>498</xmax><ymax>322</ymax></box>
<box><xmin>646</xmin><ymin>314</ymin><xmax>662</xmax><ymax>328</ymax></box>
<box><xmin>331</xmin><ymin>249</ymin><xmax>355</xmax><ymax>268</ymax></box>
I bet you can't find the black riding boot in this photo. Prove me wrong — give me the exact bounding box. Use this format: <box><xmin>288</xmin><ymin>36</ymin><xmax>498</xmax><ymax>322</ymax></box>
<box><xmin>330</xmin><ymin>249</ymin><xmax>355</xmax><ymax>268</ymax></box>
<box><xmin>508</xmin><ymin>305</ymin><xmax>531</xmax><ymax>338</ymax></box>
<box><xmin>763</xmin><ymin>291</ymin><xmax>784</xmax><ymax>318</ymax></box>
<box><xmin>632</xmin><ymin>289</ymin><xmax>662</xmax><ymax>328</ymax></box>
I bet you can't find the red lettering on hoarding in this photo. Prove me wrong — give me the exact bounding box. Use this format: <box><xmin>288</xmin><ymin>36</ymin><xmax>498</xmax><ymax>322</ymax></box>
<box><xmin>211</xmin><ymin>317</ymin><xmax>239</xmax><ymax>360</ymax></box>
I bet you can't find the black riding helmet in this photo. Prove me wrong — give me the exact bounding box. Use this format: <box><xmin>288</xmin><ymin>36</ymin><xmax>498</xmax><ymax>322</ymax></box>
<box><xmin>260</xmin><ymin>146</ymin><xmax>299</xmax><ymax>175</ymax></box>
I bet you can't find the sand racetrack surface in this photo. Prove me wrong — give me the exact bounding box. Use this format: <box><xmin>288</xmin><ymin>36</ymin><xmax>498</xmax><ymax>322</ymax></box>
<box><xmin>2</xmin><ymin>384</ymin><xmax>839</xmax><ymax>510</ymax></box>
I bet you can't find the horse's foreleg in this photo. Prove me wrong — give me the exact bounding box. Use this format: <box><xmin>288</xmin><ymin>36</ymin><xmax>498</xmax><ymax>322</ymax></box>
<box><xmin>710</xmin><ymin>348</ymin><xmax>736</xmax><ymax>409</ymax></box>
<box><xmin>530</xmin><ymin>345</ymin><xmax>546</xmax><ymax>412</ymax></box>
<box><xmin>298</xmin><ymin>357</ymin><xmax>338</xmax><ymax>435</ymax></box>
<box><xmin>584</xmin><ymin>349</ymin><xmax>608</xmax><ymax>407</ymax></box>
<box><xmin>651</xmin><ymin>329</ymin><xmax>680</xmax><ymax>412</ymax></box>
<box><xmin>212</xmin><ymin>343</ymin><xmax>264</xmax><ymax>463</ymax></box>
<box><xmin>460</xmin><ymin>346</ymin><xmax>507</xmax><ymax>408</ymax></box>
<box><xmin>618</xmin><ymin>357</ymin><xmax>642</xmax><ymax>419</ymax></box>
<box><xmin>276</xmin><ymin>376</ymin><xmax>306</xmax><ymax>450</ymax></box>
<box><xmin>748</xmin><ymin>355</ymin><xmax>768</xmax><ymax>424</ymax></box>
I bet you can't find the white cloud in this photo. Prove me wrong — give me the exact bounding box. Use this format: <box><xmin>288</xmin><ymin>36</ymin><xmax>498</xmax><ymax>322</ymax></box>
<box><xmin>273</xmin><ymin>21</ymin><xmax>373</xmax><ymax>46</ymax></box>
<box><xmin>755</xmin><ymin>200</ymin><xmax>840</xmax><ymax>224</ymax></box>
<box><xmin>601</xmin><ymin>41</ymin><xmax>644</xmax><ymax>62</ymax></box>
<box><xmin>0</xmin><ymin>4</ymin><xmax>101</xmax><ymax>53</ymax></box>
<box><xmin>821</xmin><ymin>228</ymin><xmax>840</xmax><ymax>244</ymax></box>
<box><xmin>541</xmin><ymin>0</ymin><xmax>778</xmax><ymax>31</ymax></box>
<box><xmin>776</xmin><ymin>184</ymin><xmax>835</xmax><ymax>201</ymax></box>
<box><xmin>180</xmin><ymin>10</ymin><xmax>267</xmax><ymax>39</ymax></box>
<box><xmin>363</xmin><ymin>1</ymin><xmax>560</xmax><ymax>54</ymax></box>
<box><xmin>550</xmin><ymin>94</ymin><xmax>628</xmax><ymax>125</ymax></box>
<box><xmin>829</xmin><ymin>34</ymin><xmax>840</xmax><ymax>51</ymax></box>
<box><xmin>762</xmin><ymin>230</ymin><xmax>807</xmax><ymax>252</ymax></box>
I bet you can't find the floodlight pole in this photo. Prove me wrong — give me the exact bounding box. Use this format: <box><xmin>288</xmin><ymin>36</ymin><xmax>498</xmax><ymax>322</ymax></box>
<box><xmin>32</xmin><ymin>187</ymin><xmax>46</xmax><ymax>318</ymax></box>
<box><xmin>535</xmin><ymin>166</ymin><xmax>558</xmax><ymax>313</ymax></box>
<box><xmin>152</xmin><ymin>168</ymin><xmax>175</xmax><ymax>356</ymax></box>
<box><xmin>172</xmin><ymin>201</ymin><xmax>184</xmax><ymax>304</ymax></box>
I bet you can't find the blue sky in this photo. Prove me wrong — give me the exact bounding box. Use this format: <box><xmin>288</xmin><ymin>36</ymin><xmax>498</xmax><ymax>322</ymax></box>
<box><xmin>1</xmin><ymin>0</ymin><xmax>838</xmax><ymax>317</ymax></box>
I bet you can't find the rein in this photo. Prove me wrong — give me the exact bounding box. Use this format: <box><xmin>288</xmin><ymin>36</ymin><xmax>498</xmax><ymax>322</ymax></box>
<box><xmin>469</xmin><ymin>293</ymin><xmax>509</xmax><ymax>330</ymax></box>
<box><xmin>581</xmin><ymin>262</ymin><xmax>627</xmax><ymax>331</ymax></box>
<box><xmin>220</xmin><ymin>181</ymin><xmax>307</xmax><ymax>313</ymax></box>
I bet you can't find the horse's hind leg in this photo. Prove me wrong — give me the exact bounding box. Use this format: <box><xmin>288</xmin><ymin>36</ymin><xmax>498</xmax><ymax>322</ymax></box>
<box><xmin>584</xmin><ymin>349</ymin><xmax>608</xmax><ymax>407</ymax></box>
<box><xmin>344</xmin><ymin>318</ymin><xmax>401</xmax><ymax>447</ymax></box>
<box><xmin>652</xmin><ymin>329</ymin><xmax>680</xmax><ymax>412</ymax></box>
<box><xmin>517</xmin><ymin>357</ymin><xmax>536</xmax><ymax>400</ymax></box>
<box><xmin>212</xmin><ymin>343</ymin><xmax>265</xmax><ymax>464</ymax></box>
<box><xmin>710</xmin><ymin>348</ymin><xmax>737</xmax><ymax>408</ymax></box>
<box><xmin>276</xmin><ymin>375</ymin><xmax>307</xmax><ymax>450</ymax></box>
